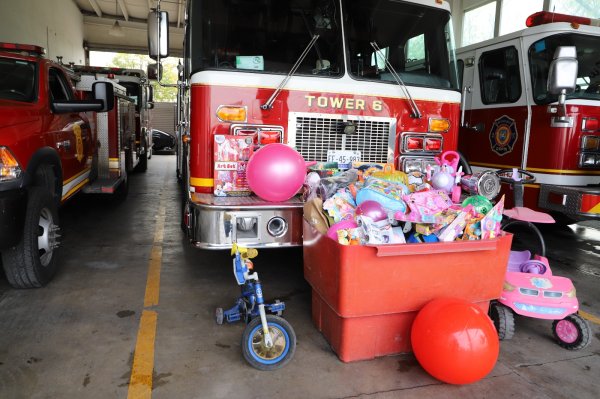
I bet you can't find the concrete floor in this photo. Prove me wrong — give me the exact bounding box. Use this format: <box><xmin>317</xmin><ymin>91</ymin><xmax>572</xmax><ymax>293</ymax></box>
<box><xmin>0</xmin><ymin>155</ymin><xmax>599</xmax><ymax>399</ymax></box>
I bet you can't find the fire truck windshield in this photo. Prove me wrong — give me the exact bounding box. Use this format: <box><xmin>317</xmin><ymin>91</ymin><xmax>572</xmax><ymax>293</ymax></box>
<box><xmin>529</xmin><ymin>33</ymin><xmax>600</xmax><ymax>104</ymax></box>
<box><xmin>190</xmin><ymin>0</ymin><xmax>343</xmax><ymax>77</ymax></box>
<box><xmin>0</xmin><ymin>57</ymin><xmax>37</xmax><ymax>103</ymax></box>
<box><xmin>188</xmin><ymin>0</ymin><xmax>458</xmax><ymax>90</ymax></box>
<box><xmin>344</xmin><ymin>0</ymin><xmax>459</xmax><ymax>91</ymax></box>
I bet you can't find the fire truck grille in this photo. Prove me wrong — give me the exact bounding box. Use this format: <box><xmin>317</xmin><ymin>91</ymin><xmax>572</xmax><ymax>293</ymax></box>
<box><xmin>291</xmin><ymin>114</ymin><xmax>395</xmax><ymax>163</ymax></box>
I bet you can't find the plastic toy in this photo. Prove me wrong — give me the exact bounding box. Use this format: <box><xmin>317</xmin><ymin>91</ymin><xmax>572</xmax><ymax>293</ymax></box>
<box><xmin>489</xmin><ymin>168</ymin><xmax>591</xmax><ymax>350</ymax></box>
<box><xmin>462</xmin><ymin>195</ymin><xmax>493</xmax><ymax>215</ymax></box>
<box><xmin>396</xmin><ymin>190</ymin><xmax>453</xmax><ymax>223</ymax></box>
<box><xmin>489</xmin><ymin>250</ymin><xmax>591</xmax><ymax>350</ymax></box>
<box><xmin>246</xmin><ymin>143</ymin><xmax>309</xmax><ymax>202</ymax></box>
<box><xmin>356</xmin><ymin>177</ymin><xmax>408</xmax><ymax>213</ymax></box>
<box><xmin>323</xmin><ymin>189</ymin><xmax>356</xmax><ymax>222</ymax></box>
<box><xmin>326</xmin><ymin>219</ymin><xmax>358</xmax><ymax>241</ymax></box>
<box><xmin>216</xmin><ymin>243</ymin><xmax>296</xmax><ymax>370</ymax></box>
<box><xmin>354</xmin><ymin>200</ymin><xmax>387</xmax><ymax>222</ymax></box>
<box><xmin>411</xmin><ymin>297</ymin><xmax>499</xmax><ymax>385</ymax></box>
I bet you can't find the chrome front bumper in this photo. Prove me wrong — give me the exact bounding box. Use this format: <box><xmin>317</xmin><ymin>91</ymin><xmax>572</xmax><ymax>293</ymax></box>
<box><xmin>186</xmin><ymin>194</ymin><xmax>304</xmax><ymax>249</ymax></box>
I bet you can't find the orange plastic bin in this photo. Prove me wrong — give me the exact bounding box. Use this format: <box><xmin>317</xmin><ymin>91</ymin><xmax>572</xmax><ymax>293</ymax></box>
<box><xmin>303</xmin><ymin>220</ymin><xmax>512</xmax><ymax>362</ymax></box>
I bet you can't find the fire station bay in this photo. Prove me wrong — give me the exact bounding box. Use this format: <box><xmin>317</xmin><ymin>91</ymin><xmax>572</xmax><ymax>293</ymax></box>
<box><xmin>1</xmin><ymin>1</ymin><xmax>600</xmax><ymax>398</ymax></box>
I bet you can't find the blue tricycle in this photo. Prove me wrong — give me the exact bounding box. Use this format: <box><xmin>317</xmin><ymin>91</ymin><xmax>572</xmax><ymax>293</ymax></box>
<box><xmin>216</xmin><ymin>243</ymin><xmax>296</xmax><ymax>370</ymax></box>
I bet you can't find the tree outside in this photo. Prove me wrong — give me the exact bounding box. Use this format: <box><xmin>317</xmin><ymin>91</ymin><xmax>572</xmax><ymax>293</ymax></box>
<box><xmin>91</xmin><ymin>52</ymin><xmax>179</xmax><ymax>102</ymax></box>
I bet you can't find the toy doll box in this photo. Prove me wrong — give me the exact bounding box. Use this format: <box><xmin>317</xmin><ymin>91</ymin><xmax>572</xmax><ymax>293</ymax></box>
<box><xmin>303</xmin><ymin>219</ymin><xmax>512</xmax><ymax>362</ymax></box>
<box><xmin>214</xmin><ymin>135</ymin><xmax>254</xmax><ymax>197</ymax></box>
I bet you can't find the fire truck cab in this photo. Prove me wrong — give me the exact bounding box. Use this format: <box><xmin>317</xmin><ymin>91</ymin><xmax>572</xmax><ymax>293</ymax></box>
<box><xmin>0</xmin><ymin>42</ymin><xmax>126</xmax><ymax>288</ymax></box>
<box><xmin>457</xmin><ymin>12</ymin><xmax>600</xmax><ymax>222</ymax></box>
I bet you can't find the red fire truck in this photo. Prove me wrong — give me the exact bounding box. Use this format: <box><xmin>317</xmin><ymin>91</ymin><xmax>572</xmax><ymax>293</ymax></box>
<box><xmin>71</xmin><ymin>66</ymin><xmax>154</xmax><ymax>172</ymax></box>
<box><xmin>149</xmin><ymin>0</ymin><xmax>462</xmax><ymax>248</ymax></box>
<box><xmin>0</xmin><ymin>42</ymin><xmax>134</xmax><ymax>288</ymax></box>
<box><xmin>457</xmin><ymin>11</ymin><xmax>600</xmax><ymax>222</ymax></box>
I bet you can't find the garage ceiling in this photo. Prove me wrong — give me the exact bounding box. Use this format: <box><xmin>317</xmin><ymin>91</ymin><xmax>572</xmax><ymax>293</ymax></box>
<box><xmin>74</xmin><ymin>0</ymin><xmax>185</xmax><ymax>57</ymax></box>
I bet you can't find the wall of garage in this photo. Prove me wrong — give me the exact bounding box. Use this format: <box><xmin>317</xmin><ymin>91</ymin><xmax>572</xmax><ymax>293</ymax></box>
<box><xmin>0</xmin><ymin>0</ymin><xmax>85</xmax><ymax>65</ymax></box>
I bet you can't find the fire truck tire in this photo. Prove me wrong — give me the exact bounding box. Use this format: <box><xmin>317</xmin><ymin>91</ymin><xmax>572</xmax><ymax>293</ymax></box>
<box><xmin>135</xmin><ymin>142</ymin><xmax>148</xmax><ymax>173</ymax></box>
<box><xmin>1</xmin><ymin>187</ymin><xmax>60</xmax><ymax>288</ymax></box>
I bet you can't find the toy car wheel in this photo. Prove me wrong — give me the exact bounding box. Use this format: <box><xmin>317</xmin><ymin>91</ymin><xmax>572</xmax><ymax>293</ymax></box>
<box><xmin>552</xmin><ymin>314</ymin><xmax>591</xmax><ymax>350</ymax></box>
<box><xmin>489</xmin><ymin>302</ymin><xmax>515</xmax><ymax>340</ymax></box>
<box><xmin>241</xmin><ymin>315</ymin><xmax>296</xmax><ymax>371</ymax></box>
<box><xmin>215</xmin><ymin>307</ymin><xmax>224</xmax><ymax>325</ymax></box>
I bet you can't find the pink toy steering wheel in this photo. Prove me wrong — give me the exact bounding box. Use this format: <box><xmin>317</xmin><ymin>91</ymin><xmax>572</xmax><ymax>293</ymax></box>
<box><xmin>435</xmin><ymin>151</ymin><xmax>460</xmax><ymax>175</ymax></box>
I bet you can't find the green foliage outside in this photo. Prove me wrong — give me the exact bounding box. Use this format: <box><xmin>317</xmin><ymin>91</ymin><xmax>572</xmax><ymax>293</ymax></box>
<box><xmin>110</xmin><ymin>53</ymin><xmax>179</xmax><ymax>102</ymax></box>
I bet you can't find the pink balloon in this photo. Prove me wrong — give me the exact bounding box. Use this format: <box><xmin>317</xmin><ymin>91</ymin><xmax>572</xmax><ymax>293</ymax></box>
<box><xmin>247</xmin><ymin>144</ymin><xmax>307</xmax><ymax>202</ymax></box>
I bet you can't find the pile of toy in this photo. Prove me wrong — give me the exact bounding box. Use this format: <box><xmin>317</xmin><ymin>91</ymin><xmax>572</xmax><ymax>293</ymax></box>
<box><xmin>303</xmin><ymin>150</ymin><xmax>505</xmax><ymax>245</ymax></box>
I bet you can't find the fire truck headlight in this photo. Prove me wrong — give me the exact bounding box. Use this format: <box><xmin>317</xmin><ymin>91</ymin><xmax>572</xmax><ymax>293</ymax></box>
<box><xmin>216</xmin><ymin>105</ymin><xmax>247</xmax><ymax>123</ymax></box>
<box><xmin>580</xmin><ymin>153</ymin><xmax>597</xmax><ymax>167</ymax></box>
<box><xmin>0</xmin><ymin>147</ymin><xmax>22</xmax><ymax>182</ymax></box>
<box><xmin>428</xmin><ymin>118</ymin><xmax>450</xmax><ymax>133</ymax></box>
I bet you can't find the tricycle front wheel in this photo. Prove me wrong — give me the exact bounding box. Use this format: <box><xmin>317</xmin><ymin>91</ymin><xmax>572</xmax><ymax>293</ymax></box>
<box><xmin>242</xmin><ymin>315</ymin><xmax>296</xmax><ymax>371</ymax></box>
<box><xmin>552</xmin><ymin>314</ymin><xmax>591</xmax><ymax>350</ymax></box>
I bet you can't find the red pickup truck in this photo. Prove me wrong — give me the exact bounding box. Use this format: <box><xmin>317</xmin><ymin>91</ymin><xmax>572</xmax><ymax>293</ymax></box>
<box><xmin>0</xmin><ymin>43</ymin><xmax>115</xmax><ymax>288</ymax></box>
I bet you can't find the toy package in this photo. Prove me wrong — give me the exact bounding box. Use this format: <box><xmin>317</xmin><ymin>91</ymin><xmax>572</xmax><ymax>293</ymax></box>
<box><xmin>356</xmin><ymin>177</ymin><xmax>409</xmax><ymax>213</ymax></box>
<box><xmin>214</xmin><ymin>135</ymin><xmax>254</xmax><ymax>196</ymax></box>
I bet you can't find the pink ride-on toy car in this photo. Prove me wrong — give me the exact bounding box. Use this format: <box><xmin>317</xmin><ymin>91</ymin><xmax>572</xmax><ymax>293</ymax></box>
<box><xmin>490</xmin><ymin>250</ymin><xmax>591</xmax><ymax>350</ymax></box>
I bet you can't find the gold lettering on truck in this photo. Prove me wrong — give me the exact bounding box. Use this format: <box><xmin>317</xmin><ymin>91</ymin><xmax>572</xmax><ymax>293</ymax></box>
<box><xmin>304</xmin><ymin>95</ymin><xmax>382</xmax><ymax>112</ymax></box>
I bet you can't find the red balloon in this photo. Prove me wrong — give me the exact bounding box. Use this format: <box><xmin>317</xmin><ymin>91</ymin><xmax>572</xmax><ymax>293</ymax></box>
<box><xmin>246</xmin><ymin>144</ymin><xmax>307</xmax><ymax>202</ymax></box>
<box><xmin>411</xmin><ymin>298</ymin><xmax>499</xmax><ymax>385</ymax></box>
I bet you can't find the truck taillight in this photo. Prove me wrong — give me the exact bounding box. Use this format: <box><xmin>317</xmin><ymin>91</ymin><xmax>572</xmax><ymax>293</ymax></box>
<box><xmin>526</xmin><ymin>11</ymin><xmax>593</xmax><ymax>27</ymax></box>
<box><xmin>406</xmin><ymin>137</ymin><xmax>424</xmax><ymax>151</ymax></box>
<box><xmin>231</xmin><ymin>124</ymin><xmax>284</xmax><ymax>146</ymax></box>
<box><xmin>402</xmin><ymin>134</ymin><xmax>443</xmax><ymax>153</ymax></box>
<box><xmin>0</xmin><ymin>147</ymin><xmax>22</xmax><ymax>181</ymax></box>
<box><xmin>425</xmin><ymin>137</ymin><xmax>442</xmax><ymax>152</ymax></box>
<box><xmin>582</xmin><ymin>118</ymin><xmax>599</xmax><ymax>132</ymax></box>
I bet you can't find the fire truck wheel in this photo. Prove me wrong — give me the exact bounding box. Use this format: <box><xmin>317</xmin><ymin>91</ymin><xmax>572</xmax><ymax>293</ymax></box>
<box><xmin>1</xmin><ymin>187</ymin><xmax>60</xmax><ymax>288</ymax></box>
<box><xmin>135</xmin><ymin>137</ymin><xmax>148</xmax><ymax>173</ymax></box>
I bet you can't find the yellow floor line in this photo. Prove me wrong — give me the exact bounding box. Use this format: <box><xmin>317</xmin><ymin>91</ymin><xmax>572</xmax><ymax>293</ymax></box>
<box><xmin>127</xmin><ymin>172</ymin><xmax>168</xmax><ymax>399</ymax></box>
<box><xmin>579</xmin><ymin>310</ymin><xmax>600</xmax><ymax>326</ymax></box>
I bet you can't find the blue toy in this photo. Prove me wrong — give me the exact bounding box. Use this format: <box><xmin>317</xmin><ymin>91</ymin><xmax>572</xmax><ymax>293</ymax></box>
<box><xmin>216</xmin><ymin>243</ymin><xmax>296</xmax><ymax>370</ymax></box>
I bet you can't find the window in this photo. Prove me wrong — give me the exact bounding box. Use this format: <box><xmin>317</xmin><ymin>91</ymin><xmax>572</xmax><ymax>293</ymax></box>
<box><xmin>48</xmin><ymin>68</ymin><xmax>73</xmax><ymax>102</ymax></box>
<box><xmin>345</xmin><ymin>0</ymin><xmax>458</xmax><ymax>90</ymax></box>
<box><xmin>479</xmin><ymin>46</ymin><xmax>521</xmax><ymax>104</ymax></box>
<box><xmin>500</xmin><ymin>0</ymin><xmax>543</xmax><ymax>35</ymax></box>
<box><xmin>462</xmin><ymin>1</ymin><xmax>496</xmax><ymax>47</ymax></box>
<box><xmin>190</xmin><ymin>0</ymin><xmax>343</xmax><ymax>77</ymax></box>
<box><xmin>529</xmin><ymin>34</ymin><xmax>600</xmax><ymax>104</ymax></box>
<box><xmin>549</xmin><ymin>0</ymin><xmax>600</xmax><ymax>19</ymax></box>
<box><xmin>0</xmin><ymin>57</ymin><xmax>36</xmax><ymax>102</ymax></box>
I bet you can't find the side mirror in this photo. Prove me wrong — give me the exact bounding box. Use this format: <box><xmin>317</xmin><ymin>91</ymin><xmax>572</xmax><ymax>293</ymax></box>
<box><xmin>547</xmin><ymin>46</ymin><xmax>577</xmax><ymax>119</ymax></box>
<box><xmin>547</xmin><ymin>46</ymin><xmax>578</xmax><ymax>95</ymax></box>
<box><xmin>147</xmin><ymin>63</ymin><xmax>162</xmax><ymax>80</ymax></box>
<box><xmin>148</xmin><ymin>11</ymin><xmax>170</xmax><ymax>60</ymax></box>
<box><xmin>92</xmin><ymin>82</ymin><xmax>114</xmax><ymax>112</ymax></box>
<box><xmin>147</xmin><ymin>85</ymin><xmax>154</xmax><ymax>103</ymax></box>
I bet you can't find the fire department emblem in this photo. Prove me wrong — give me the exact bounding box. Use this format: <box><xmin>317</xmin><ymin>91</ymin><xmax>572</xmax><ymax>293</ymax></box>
<box><xmin>73</xmin><ymin>124</ymin><xmax>84</xmax><ymax>162</ymax></box>
<box><xmin>489</xmin><ymin>115</ymin><xmax>518</xmax><ymax>156</ymax></box>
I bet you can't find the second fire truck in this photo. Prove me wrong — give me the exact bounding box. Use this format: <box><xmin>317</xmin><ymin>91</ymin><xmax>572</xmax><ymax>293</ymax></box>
<box><xmin>457</xmin><ymin>11</ymin><xmax>600</xmax><ymax>222</ymax></box>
